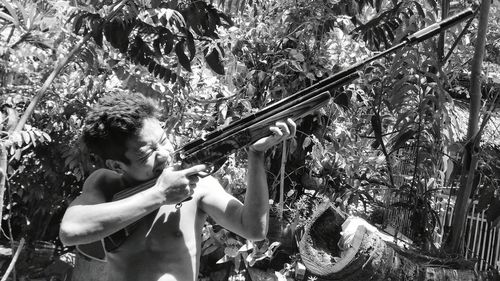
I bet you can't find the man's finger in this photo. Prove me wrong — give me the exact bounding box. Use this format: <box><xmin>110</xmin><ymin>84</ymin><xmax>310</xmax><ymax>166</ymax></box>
<box><xmin>164</xmin><ymin>162</ymin><xmax>183</xmax><ymax>172</ymax></box>
<box><xmin>275</xmin><ymin>121</ymin><xmax>291</xmax><ymax>136</ymax></box>
<box><xmin>269</xmin><ymin>126</ymin><xmax>284</xmax><ymax>137</ymax></box>
<box><xmin>287</xmin><ymin>118</ymin><xmax>297</xmax><ymax>137</ymax></box>
<box><xmin>183</xmin><ymin>164</ymin><xmax>209</xmax><ymax>175</ymax></box>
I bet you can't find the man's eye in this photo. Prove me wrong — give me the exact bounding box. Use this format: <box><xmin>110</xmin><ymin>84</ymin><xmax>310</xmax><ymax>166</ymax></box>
<box><xmin>138</xmin><ymin>152</ymin><xmax>152</xmax><ymax>163</ymax></box>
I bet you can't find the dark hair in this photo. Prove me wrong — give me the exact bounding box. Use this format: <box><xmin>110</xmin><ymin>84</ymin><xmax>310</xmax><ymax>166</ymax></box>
<box><xmin>82</xmin><ymin>92</ymin><xmax>160</xmax><ymax>164</ymax></box>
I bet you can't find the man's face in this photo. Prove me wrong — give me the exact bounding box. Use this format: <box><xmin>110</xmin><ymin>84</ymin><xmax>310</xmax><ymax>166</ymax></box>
<box><xmin>120</xmin><ymin>118</ymin><xmax>174</xmax><ymax>183</ymax></box>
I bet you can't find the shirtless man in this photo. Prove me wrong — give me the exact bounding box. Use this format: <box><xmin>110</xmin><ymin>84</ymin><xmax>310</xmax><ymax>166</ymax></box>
<box><xmin>59</xmin><ymin>92</ymin><xmax>296</xmax><ymax>281</ymax></box>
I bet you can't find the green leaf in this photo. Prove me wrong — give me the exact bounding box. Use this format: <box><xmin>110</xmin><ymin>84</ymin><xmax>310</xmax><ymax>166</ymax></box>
<box><xmin>28</xmin><ymin>131</ymin><xmax>37</xmax><ymax>147</ymax></box>
<box><xmin>10</xmin><ymin>132</ymin><xmax>22</xmax><ymax>147</ymax></box>
<box><xmin>163</xmin><ymin>8</ymin><xmax>185</xmax><ymax>27</ymax></box>
<box><xmin>1</xmin><ymin>0</ymin><xmax>19</xmax><ymax>26</ymax></box>
<box><xmin>375</xmin><ymin>0</ymin><xmax>382</xmax><ymax>12</ymax></box>
<box><xmin>148</xmin><ymin>60</ymin><xmax>156</xmax><ymax>73</ymax></box>
<box><xmin>92</xmin><ymin>25</ymin><xmax>104</xmax><ymax>47</ymax></box>
<box><xmin>21</xmin><ymin>131</ymin><xmax>30</xmax><ymax>144</ymax></box>
<box><xmin>13</xmin><ymin>149</ymin><xmax>21</xmax><ymax>161</ymax></box>
<box><xmin>72</xmin><ymin>13</ymin><xmax>84</xmax><ymax>34</ymax></box>
<box><xmin>80</xmin><ymin>47</ymin><xmax>95</xmax><ymax>68</ymax></box>
<box><xmin>154</xmin><ymin>64</ymin><xmax>163</xmax><ymax>78</ymax></box>
<box><xmin>33</xmin><ymin>129</ymin><xmax>43</xmax><ymax>140</ymax></box>
<box><xmin>382</xmin><ymin>24</ymin><xmax>395</xmax><ymax>42</ymax></box>
<box><xmin>41</xmin><ymin>132</ymin><xmax>51</xmax><ymax>142</ymax></box>
<box><xmin>178</xmin><ymin>76</ymin><xmax>186</xmax><ymax>87</ymax></box>
<box><xmin>202</xmin><ymin>244</ymin><xmax>219</xmax><ymax>256</ymax></box>
<box><xmin>425</xmin><ymin>0</ymin><xmax>438</xmax><ymax>13</ymax></box>
<box><xmin>104</xmin><ymin>20</ymin><xmax>129</xmax><ymax>53</ymax></box>
<box><xmin>175</xmin><ymin>40</ymin><xmax>191</xmax><ymax>72</ymax></box>
<box><xmin>185</xmin><ymin>30</ymin><xmax>196</xmax><ymax>60</ymax></box>
<box><xmin>170</xmin><ymin>72</ymin><xmax>177</xmax><ymax>83</ymax></box>
<box><xmin>138</xmin><ymin>53</ymin><xmax>149</xmax><ymax>66</ymax></box>
<box><xmin>0</xmin><ymin>11</ymin><xmax>15</xmax><ymax>24</ymax></box>
<box><xmin>206</xmin><ymin>5</ymin><xmax>220</xmax><ymax>34</ymax></box>
<box><xmin>389</xmin><ymin>129</ymin><xmax>416</xmax><ymax>154</ymax></box>
<box><xmin>153</xmin><ymin>38</ymin><xmax>161</xmax><ymax>56</ymax></box>
<box><xmin>163</xmin><ymin>29</ymin><xmax>174</xmax><ymax>55</ymax></box>
<box><xmin>413</xmin><ymin>1</ymin><xmax>425</xmax><ymax>18</ymax></box>
<box><xmin>163</xmin><ymin>68</ymin><xmax>172</xmax><ymax>83</ymax></box>
<box><xmin>372</xmin><ymin>26</ymin><xmax>386</xmax><ymax>49</ymax></box>
<box><xmin>204</xmin><ymin>47</ymin><xmax>224</xmax><ymax>75</ymax></box>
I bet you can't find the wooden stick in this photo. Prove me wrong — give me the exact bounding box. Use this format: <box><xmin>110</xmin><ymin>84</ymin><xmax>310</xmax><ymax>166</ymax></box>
<box><xmin>0</xmin><ymin>144</ymin><xmax>5</xmax><ymax>228</ymax></box>
<box><xmin>494</xmin><ymin>227</ymin><xmax>500</xmax><ymax>270</ymax></box>
<box><xmin>480</xmin><ymin>209</ymin><xmax>487</xmax><ymax>270</ymax></box>
<box><xmin>487</xmin><ymin>222</ymin><xmax>494</xmax><ymax>270</ymax></box>
<box><xmin>1</xmin><ymin>238</ymin><xmax>25</xmax><ymax>281</ymax></box>
<box><xmin>278</xmin><ymin>140</ymin><xmax>287</xmax><ymax>220</ymax></box>
<box><xmin>465</xmin><ymin>202</ymin><xmax>476</xmax><ymax>258</ymax></box>
<box><xmin>472</xmin><ymin>202</ymin><xmax>480</xmax><ymax>257</ymax></box>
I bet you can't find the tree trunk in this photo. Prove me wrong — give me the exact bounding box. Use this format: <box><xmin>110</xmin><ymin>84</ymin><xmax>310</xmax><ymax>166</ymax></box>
<box><xmin>298</xmin><ymin>202</ymin><xmax>499</xmax><ymax>281</ymax></box>
<box><xmin>446</xmin><ymin>0</ymin><xmax>490</xmax><ymax>254</ymax></box>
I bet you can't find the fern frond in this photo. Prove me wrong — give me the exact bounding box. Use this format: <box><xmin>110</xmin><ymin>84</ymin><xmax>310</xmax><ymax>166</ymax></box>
<box><xmin>351</xmin><ymin>1</ymin><xmax>434</xmax><ymax>51</ymax></box>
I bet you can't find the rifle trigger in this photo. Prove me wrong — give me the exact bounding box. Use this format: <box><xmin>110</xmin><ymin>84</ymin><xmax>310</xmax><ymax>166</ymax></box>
<box><xmin>197</xmin><ymin>165</ymin><xmax>214</xmax><ymax>178</ymax></box>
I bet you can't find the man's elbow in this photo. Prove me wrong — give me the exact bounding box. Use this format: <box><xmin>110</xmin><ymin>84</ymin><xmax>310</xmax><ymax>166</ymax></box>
<box><xmin>243</xmin><ymin>227</ymin><xmax>268</xmax><ymax>241</ymax></box>
<box><xmin>59</xmin><ymin>222</ymin><xmax>84</xmax><ymax>246</ymax></box>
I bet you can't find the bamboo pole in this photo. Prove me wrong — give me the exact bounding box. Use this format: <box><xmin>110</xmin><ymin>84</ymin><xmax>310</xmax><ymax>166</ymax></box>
<box><xmin>448</xmin><ymin>0</ymin><xmax>490</xmax><ymax>253</ymax></box>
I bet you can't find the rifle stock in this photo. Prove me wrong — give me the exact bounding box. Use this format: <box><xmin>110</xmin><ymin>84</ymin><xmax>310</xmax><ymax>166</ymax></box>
<box><xmin>76</xmin><ymin>9</ymin><xmax>474</xmax><ymax>261</ymax></box>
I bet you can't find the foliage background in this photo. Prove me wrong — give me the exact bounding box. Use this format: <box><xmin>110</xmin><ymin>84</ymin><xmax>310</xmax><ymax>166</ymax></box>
<box><xmin>0</xmin><ymin>0</ymin><xmax>500</xmax><ymax>279</ymax></box>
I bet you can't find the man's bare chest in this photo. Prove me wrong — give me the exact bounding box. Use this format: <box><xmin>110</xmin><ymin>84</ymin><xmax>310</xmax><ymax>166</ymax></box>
<box><xmin>115</xmin><ymin>203</ymin><xmax>203</xmax><ymax>253</ymax></box>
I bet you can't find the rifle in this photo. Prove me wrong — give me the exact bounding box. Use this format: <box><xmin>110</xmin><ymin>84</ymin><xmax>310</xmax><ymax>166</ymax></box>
<box><xmin>76</xmin><ymin>8</ymin><xmax>474</xmax><ymax>261</ymax></box>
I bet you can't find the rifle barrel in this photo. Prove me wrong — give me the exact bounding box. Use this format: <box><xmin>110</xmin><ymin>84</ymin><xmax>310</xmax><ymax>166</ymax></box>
<box><xmin>179</xmin><ymin>8</ymin><xmax>475</xmax><ymax>163</ymax></box>
<box><xmin>405</xmin><ymin>8</ymin><xmax>474</xmax><ymax>43</ymax></box>
<box><xmin>114</xmin><ymin>8</ymin><xmax>475</xmax><ymax>206</ymax></box>
<box><xmin>180</xmin><ymin>91</ymin><xmax>332</xmax><ymax>165</ymax></box>
<box><xmin>182</xmin><ymin>72</ymin><xmax>358</xmax><ymax>157</ymax></box>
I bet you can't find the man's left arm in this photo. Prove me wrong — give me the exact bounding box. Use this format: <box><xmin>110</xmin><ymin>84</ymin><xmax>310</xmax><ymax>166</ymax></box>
<box><xmin>199</xmin><ymin>119</ymin><xmax>296</xmax><ymax>240</ymax></box>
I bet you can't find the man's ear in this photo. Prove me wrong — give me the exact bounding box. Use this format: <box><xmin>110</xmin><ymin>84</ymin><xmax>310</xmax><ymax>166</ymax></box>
<box><xmin>105</xmin><ymin>159</ymin><xmax>125</xmax><ymax>174</ymax></box>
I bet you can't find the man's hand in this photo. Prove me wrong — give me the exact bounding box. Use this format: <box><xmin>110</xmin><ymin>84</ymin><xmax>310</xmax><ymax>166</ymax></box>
<box><xmin>250</xmin><ymin>118</ymin><xmax>296</xmax><ymax>153</ymax></box>
<box><xmin>153</xmin><ymin>164</ymin><xmax>207</xmax><ymax>205</ymax></box>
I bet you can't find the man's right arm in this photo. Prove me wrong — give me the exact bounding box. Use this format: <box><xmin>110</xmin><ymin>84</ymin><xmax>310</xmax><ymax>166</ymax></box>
<box><xmin>59</xmin><ymin>169</ymin><xmax>166</xmax><ymax>246</ymax></box>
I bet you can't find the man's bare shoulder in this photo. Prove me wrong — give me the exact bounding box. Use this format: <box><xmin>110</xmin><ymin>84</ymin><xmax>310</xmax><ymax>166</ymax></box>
<box><xmin>196</xmin><ymin>175</ymin><xmax>238</xmax><ymax>209</ymax></box>
<box><xmin>79</xmin><ymin>169</ymin><xmax>124</xmax><ymax>202</ymax></box>
<box><xmin>83</xmin><ymin>168</ymin><xmax>122</xmax><ymax>189</ymax></box>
